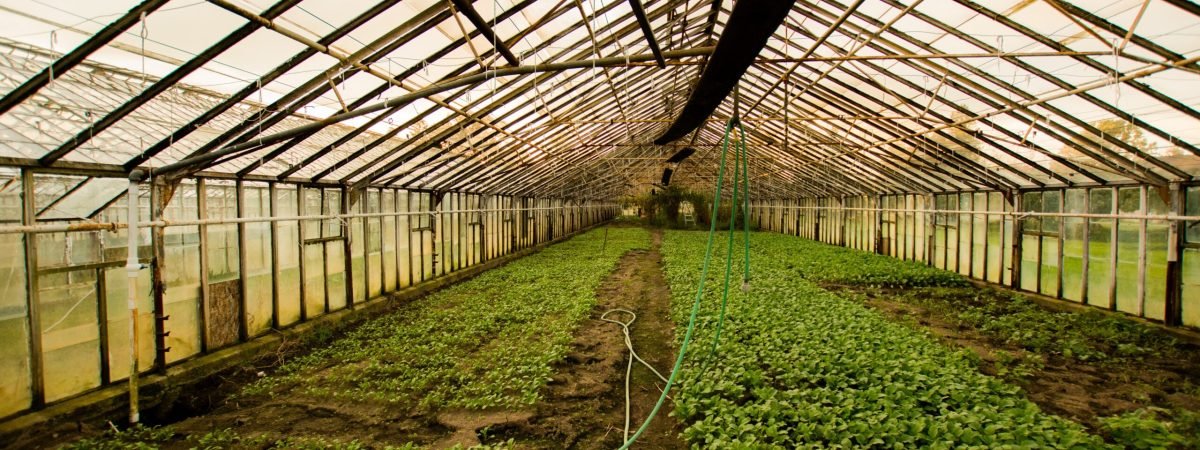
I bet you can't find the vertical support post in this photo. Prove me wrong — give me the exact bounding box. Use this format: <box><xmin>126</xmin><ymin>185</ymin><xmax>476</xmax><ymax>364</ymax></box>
<box><xmin>1137</xmin><ymin>186</ymin><xmax>1148</xmax><ymax>317</ymax></box>
<box><xmin>1165</xmin><ymin>183</ymin><xmax>1184</xmax><ymax>326</ymax></box>
<box><xmin>149</xmin><ymin>181</ymin><xmax>168</xmax><ymax>373</ymax></box>
<box><xmin>1057</xmin><ymin>189</ymin><xmax>1065</xmax><ymax>299</ymax></box>
<box><xmin>1109</xmin><ymin>187</ymin><xmax>1119</xmax><ymax>311</ymax></box>
<box><xmin>234</xmin><ymin>180</ymin><xmax>248</xmax><ymax>341</ymax></box>
<box><xmin>296</xmin><ymin>185</ymin><xmax>308</xmax><ymax>321</ymax></box>
<box><xmin>874</xmin><ymin>195</ymin><xmax>884</xmax><ymax>255</ymax></box>
<box><xmin>268</xmin><ymin>182</ymin><xmax>280</xmax><ymax>329</ymax></box>
<box><xmin>1010</xmin><ymin>190</ymin><xmax>1023</xmax><ymax>290</ymax></box>
<box><xmin>96</xmin><ymin>267</ymin><xmax>110</xmax><ymax>385</ymax></box>
<box><xmin>1081</xmin><ymin>189</ymin><xmax>1091</xmax><ymax>303</ymax></box>
<box><xmin>196</xmin><ymin>179</ymin><xmax>210</xmax><ymax>352</ymax></box>
<box><xmin>20</xmin><ymin>169</ymin><xmax>44</xmax><ymax>409</ymax></box>
<box><xmin>124</xmin><ymin>172</ymin><xmax>142</xmax><ymax>424</ymax></box>
<box><xmin>342</xmin><ymin>186</ymin><xmax>355</xmax><ymax>308</ymax></box>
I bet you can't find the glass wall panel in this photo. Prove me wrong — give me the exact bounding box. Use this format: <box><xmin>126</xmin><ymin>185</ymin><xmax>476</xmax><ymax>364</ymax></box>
<box><xmin>972</xmin><ymin>193</ymin><xmax>986</xmax><ymax>277</ymax></box>
<box><xmin>162</xmin><ymin>184</ymin><xmax>201</xmax><ymax>362</ymax></box>
<box><xmin>986</xmin><ymin>193</ymin><xmax>1003</xmax><ymax>283</ymax></box>
<box><xmin>1088</xmin><ymin>188</ymin><xmax>1113</xmax><ymax>308</ymax></box>
<box><xmin>0</xmin><ymin>174</ymin><xmax>30</xmax><ymax>416</ymax></box>
<box><xmin>1185</xmin><ymin>187</ymin><xmax>1200</xmax><ymax>327</ymax></box>
<box><xmin>325</xmin><ymin>190</ymin><xmax>347</xmax><ymax>311</ymax></box>
<box><xmin>1144</xmin><ymin>192</ymin><xmax>1169</xmax><ymax>321</ymax></box>
<box><xmin>382</xmin><ymin>190</ymin><xmax>397</xmax><ymax>293</ymax></box>
<box><xmin>1040</xmin><ymin>190</ymin><xmax>1061</xmax><ymax>297</ymax></box>
<box><xmin>242</xmin><ymin>186</ymin><xmax>272</xmax><ymax>336</ymax></box>
<box><xmin>303</xmin><ymin>188</ymin><xmax>325</xmax><ymax>317</ymax></box>
<box><xmin>1116</xmin><ymin>187</ymin><xmax>1141</xmax><ymax>314</ymax></box>
<box><xmin>1063</xmin><ymin>189</ymin><xmax>1086</xmax><ymax>302</ymax></box>
<box><xmin>274</xmin><ymin>187</ymin><xmax>300</xmax><ymax>327</ymax></box>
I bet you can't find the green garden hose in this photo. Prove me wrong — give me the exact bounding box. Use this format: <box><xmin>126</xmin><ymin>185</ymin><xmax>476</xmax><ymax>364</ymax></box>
<box><xmin>616</xmin><ymin>116</ymin><xmax>750</xmax><ymax>449</ymax></box>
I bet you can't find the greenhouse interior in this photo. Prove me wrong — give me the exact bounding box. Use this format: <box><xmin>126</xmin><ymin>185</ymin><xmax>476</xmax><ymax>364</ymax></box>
<box><xmin>0</xmin><ymin>0</ymin><xmax>1199</xmax><ymax>448</ymax></box>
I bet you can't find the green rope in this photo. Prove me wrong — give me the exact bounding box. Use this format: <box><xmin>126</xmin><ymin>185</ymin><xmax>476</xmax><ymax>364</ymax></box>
<box><xmin>618</xmin><ymin>117</ymin><xmax>750</xmax><ymax>449</ymax></box>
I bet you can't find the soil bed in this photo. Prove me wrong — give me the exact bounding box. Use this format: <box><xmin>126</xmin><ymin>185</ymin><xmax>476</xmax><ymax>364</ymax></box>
<box><xmin>825</xmin><ymin>283</ymin><xmax>1200</xmax><ymax>436</ymax></box>
<box><xmin>484</xmin><ymin>229</ymin><xmax>685</xmax><ymax>449</ymax></box>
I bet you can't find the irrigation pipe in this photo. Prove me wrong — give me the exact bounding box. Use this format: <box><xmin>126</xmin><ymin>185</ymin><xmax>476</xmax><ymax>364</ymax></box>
<box><xmin>600</xmin><ymin>308</ymin><xmax>669</xmax><ymax>443</ymax></box>
<box><xmin>616</xmin><ymin>117</ymin><xmax>748</xmax><ymax>449</ymax></box>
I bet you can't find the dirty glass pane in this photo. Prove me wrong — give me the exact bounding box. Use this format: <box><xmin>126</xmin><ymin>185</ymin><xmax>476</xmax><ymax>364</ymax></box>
<box><xmin>958</xmin><ymin>193</ymin><xmax>971</xmax><ymax>276</ymax></box>
<box><xmin>1023</xmin><ymin>191</ymin><xmax>1042</xmax><ymax>233</ymax></box>
<box><xmin>38</xmin><ymin>263</ymin><xmax>99</xmax><ymax>402</ymax></box>
<box><xmin>933</xmin><ymin>195</ymin><xmax>946</xmax><ymax>269</ymax></box>
<box><xmin>1042</xmin><ymin>190</ymin><xmax>1061</xmax><ymax>233</ymax></box>
<box><xmin>1187</xmin><ymin>186</ymin><xmax>1200</xmax><ymax>244</ymax></box>
<box><xmin>367</xmin><ymin>190</ymin><xmax>382</xmax><ymax>299</ymax></box>
<box><xmin>205</xmin><ymin>184</ymin><xmax>240</xmax><ymax>348</ymax></box>
<box><xmin>350</xmin><ymin>211</ymin><xmax>365</xmax><ymax>304</ymax></box>
<box><xmin>986</xmin><ymin>193</ymin><xmax>1003</xmax><ymax>283</ymax></box>
<box><xmin>972</xmin><ymin>193</ymin><xmax>986</xmax><ymax>278</ymax></box>
<box><xmin>1062</xmin><ymin>189</ymin><xmax>1086</xmax><ymax>302</ymax></box>
<box><xmin>946</xmin><ymin>195</ymin><xmax>959</xmax><ymax>273</ymax></box>
<box><xmin>1183</xmin><ymin>249</ymin><xmax>1200</xmax><ymax>328</ymax></box>
<box><xmin>303</xmin><ymin>188</ymin><xmax>324</xmax><ymax>318</ymax></box>
<box><xmin>1144</xmin><ymin>192</ymin><xmax>1169</xmax><ymax>321</ymax></box>
<box><xmin>243</xmin><ymin>187</ymin><xmax>272</xmax><ymax>336</ymax></box>
<box><xmin>1088</xmin><ymin>188</ymin><xmax>1113</xmax><ymax>308</ymax></box>
<box><xmin>163</xmin><ymin>184</ymin><xmax>200</xmax><ymax>363</ymax></box>
<box><xmin>1021</xmin><ymin>235</ymin><xmax>1039</xmax><ymax>292</ymax></box>
<box><xmin>1040</xmin><ymin>236</ymin><xmax>1060</xmax><ymax>297</ymax></box>
<box><xmin>0</xmin><ymin>172</ymin><xmax>30</xmax><ymax>417</ymax></box>
<box><xmin>1116</xmin><ymin>188</ymin><xmax>1141</xmax><ymax>315</ymax></box>
<box><xmin>382</xmin><ymin>190</ymin><xmax>397</xmax><ymax>294</ymax></box>
<box><xmin>103</xmin><ymin>265</ymin><xmax>154</xmax><ymax>382</ymax></box>
<box><xmin>274</xmin><ymin>186</ymin><xmax>300</xmax><ymax>327</ymax></box>
<box><xmin>397</xmin><ymin>191</ymin><xmax>411</xmax><ymax>288</ymax></box>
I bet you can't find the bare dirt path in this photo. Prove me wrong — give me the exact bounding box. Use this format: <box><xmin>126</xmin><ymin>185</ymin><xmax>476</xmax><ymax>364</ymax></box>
<box><xmin>488</xmin><ymin>229</ymin><xmax>685</xmax><ymax>449</ymax></box>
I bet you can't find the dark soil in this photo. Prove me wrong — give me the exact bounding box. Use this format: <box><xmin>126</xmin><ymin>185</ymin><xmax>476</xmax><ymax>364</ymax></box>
<box><xmin>484</xmin><ymin>229</ymin><xmax>685</xmax><ymax>449</ymax></box>
<box><xmin>28</xmin><ymin>228</ymin><xmax>685</xmax><ymax>450</ymax></box>
<box><xmin>831</xmin><ymin>284</ymin><xmax>1200</xmax><ymax>433</ymax></box>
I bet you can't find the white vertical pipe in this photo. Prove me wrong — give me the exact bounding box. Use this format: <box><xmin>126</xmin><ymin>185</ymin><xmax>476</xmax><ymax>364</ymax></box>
<box><xmin>125</xmin><ymin>174</ymin><xmax>141</xmax><ymax>424</ymax></box>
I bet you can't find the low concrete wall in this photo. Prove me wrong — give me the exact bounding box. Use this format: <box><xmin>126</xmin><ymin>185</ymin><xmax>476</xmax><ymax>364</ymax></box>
<box><xmin>0</xmin><ymin>222</ymin><xmax>609</xmax><ymax>445</ymax></box>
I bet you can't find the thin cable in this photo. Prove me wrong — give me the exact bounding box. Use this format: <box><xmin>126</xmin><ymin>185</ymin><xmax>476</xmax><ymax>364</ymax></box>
<box><xmin>601</xmin><ymin>308</ymin><xmax>670</xmax><ymax>442</ymax></box>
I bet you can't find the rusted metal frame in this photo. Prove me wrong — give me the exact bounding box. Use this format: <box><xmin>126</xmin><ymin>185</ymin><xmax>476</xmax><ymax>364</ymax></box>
<box><xmin>20</xmin><ymin>169</ymin><xmax>45</xmax><ymax>408</ymax></box>
<box><xmin>707</xmin><ymin>100</ymin><xmax>878</xmax><ymax>196</ymax></box>
<box><xmin>654</xmin><ymin>0</ymin><xmax>803</xmax><ymax>144</ymax></box>
<box><xmin>448</xmin><ymin>0</ymin><xmax>520</xmax><ymax>66</ymax></box>
<box><xmin>33</xmin><ymin>176</ymin><xmax>90</xmax><ymax>216</ymax></box>
<box><xmin>627</xmin><ymin>0</ymin><xmax>667</xmax><ymax>68</ymax></box>
<box><xmin>342</xmin><ymin>77</ymin><xmax>535</xmax><ymax>187</ymax></box>
<box><xmin>742</xmin><ymin>64</ymin><xmax>950</xmax><ymax>195</ymax></box>
<box><xmin>125</xmin><ymin>1</ymin><xmax>404</xmax><ymax>171</ymax></box>
<box><xmin>790</xmin><ymin>1</ymin><xmax>1094</xmax><ymax>185</ymax></box>
<box><xmin>362</xmin><ymin>2</ymin><xmax>672</xmax><ymax>190</ymax></box>
<box><xmin>445</xmin><ymin>0</ymin><xmax>487</xmax><ymax>69</ymax></box>
<box><xmin>1054</xmin><ymin>0</ymin><xmax>1193</xmax><ymax>66</ymax></box>
<box><xmin>784</xmin><ymin>3</ymin><xmax>1073</xmax><ymax>187</ymax></box>
<box><xmin>195</xmin><ymin>178</ymin><xmax>211</xmax><ymax>353</ymax></box>
<box><xmin>235</xmin><ymin>0</ymin><xmax>532</xmax><ymax>177</ymax></box>
<box><xmin>952</xmin><ymin>0</ymin><xmax>1200</xmax><ymax>132</ymax></box>
<box><xmin>38</xmin><ymin>0</ymin><xmax>301</xmax><ymax>165</ymax></box>
<box><xmin>148</xmin><ymin>181</ymin><xmax>168</xmax><ymax>371</ymax></box>
<box><xmin>744</xmin><ymin>63</ymin><xmax>961</xmax><ymax>194</ymax></box>
<box><xmin>234</xmin><ymin>180</ymin><xmax>249</xmax><ymax>342</ymax></box>
<box><xmin>740</xmin><ymin>0</ymin><xmax>865</xmax><ymax>119</ymax></box>
<box><xmin>162</xmin><ymin>45</ymin><xmax>715</xmax><ymax>186</ymax></box>
<box><xmin>756</xmin><ymin>0</ymin><xmax>921</xmax><ymax>121</ymax></box>
<box><xmin>1041</xmin><ymin>0</ymin><xmax>1109</xmax><ymax>46</ymax></box>
<box><xmin>179</xmin><ymin>3</ymin><xmax>451</xmax><ymax>165</ymax></box>
<box><xmin>0</xmin><ymin>0</ymin><xmax>171</xmax><ymax>118</ymax></box>
<box><xmin>1162</xmin><ymin>0</ymin><xmax>1200</xmax><ymax>17</ymax></box>
<box><xmin>892</xmin><ymin>1</ymin><xmax>1199</xmax><ymax>171</ymax></box>
<box><xmin>431</xmin><ymin>64</ymin><xmax>668</xmax><ymax>192</ymax></box>
<box><xmin>735</xmin><ymin>45</ymin><xmax>934</xmax><ymax>194</ymax></box>
<box><xmin>806</xmin><ymin>0</ymin><xmax>1164</xmax><ymax>185</ymax></box>
<box><xmin>303</xmin><ymin>0</ymin><xmax>596</xmax><ymax>183</ymax></box>
<box><xmin>800</xmin><ymin>64</ymin><xmax>1023</xmax><ymax>192</ymax></box>
<box><xmin>503</xmin><ymin>116</ymin><xmax>674</xmax><ymax>195</ymax></box>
